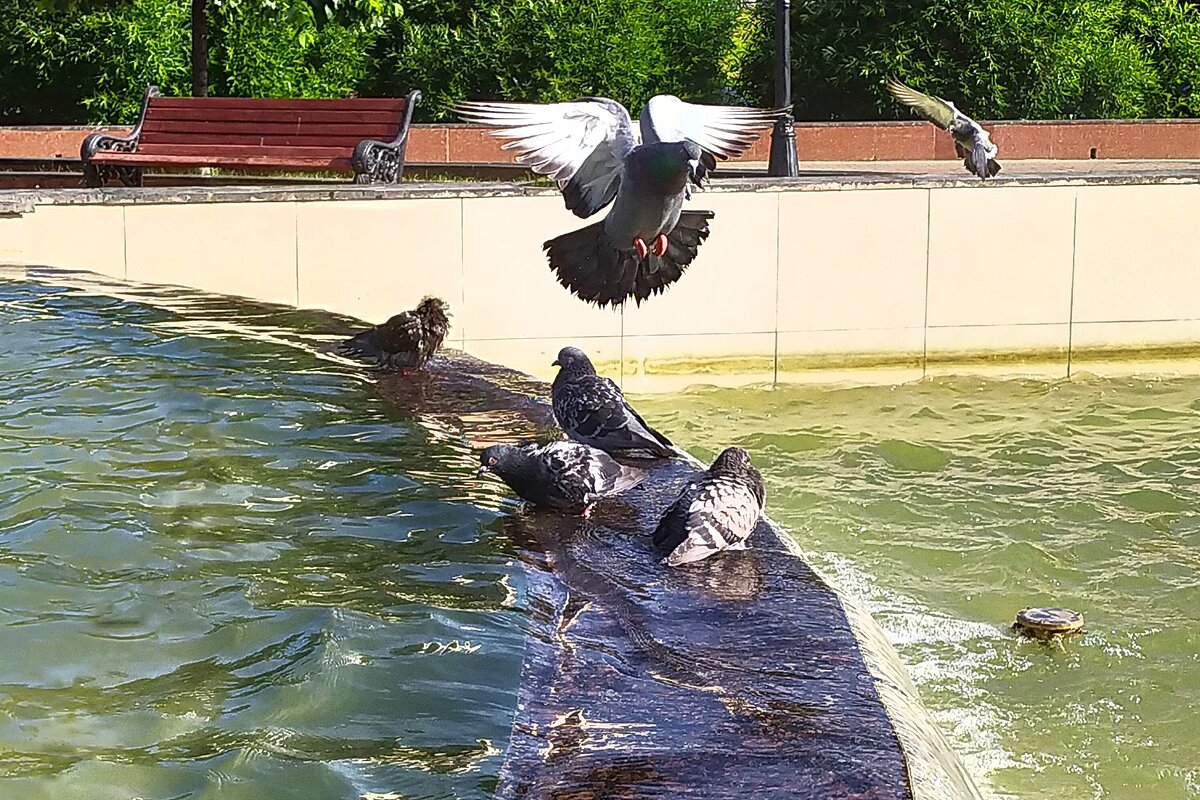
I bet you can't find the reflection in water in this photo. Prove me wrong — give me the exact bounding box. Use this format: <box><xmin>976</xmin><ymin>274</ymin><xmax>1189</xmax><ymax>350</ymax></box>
<box><xmin>0</xmin><ymin>277</ymin><xmax>523</xmax><ymax>799</ymax></box>
<box><xmin>661</xmin><ymin>550</ymin><xmax>765</xmax><ymax>602</ymax></box>
<box><xmin>494</xmin><ymin>485</ymin><xmax>922</xmax><ymax>800</ymax></box>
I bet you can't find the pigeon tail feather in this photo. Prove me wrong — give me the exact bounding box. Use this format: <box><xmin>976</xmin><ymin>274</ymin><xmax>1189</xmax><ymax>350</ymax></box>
<box><xmin>543</xmin><ymin>211</ymin><xmax>714</xmax><ymax>308</ymax></box>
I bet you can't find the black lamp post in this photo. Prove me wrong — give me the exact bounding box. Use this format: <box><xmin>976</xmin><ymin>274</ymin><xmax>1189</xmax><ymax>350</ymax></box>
<box><xmin>767</xmin><ymin>0</ymin><xmax>799</xmax><ymax>177</ymax></box>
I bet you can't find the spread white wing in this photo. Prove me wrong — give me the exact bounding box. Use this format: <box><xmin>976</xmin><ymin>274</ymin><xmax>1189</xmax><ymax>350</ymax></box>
<box><xmin>453</xmin><ymin>97</ymin><xmax>637</xmax><ymax>218</ymax></box>
<box><xmin>639</xmin><ymin>94</ymin><xmax>787</xmax><ymax>189</ymax></box>
<box><xmin>885</xmin><ymin>77</ymin><xmax>959</xmax><ymax>130</ymax></box>
<box><xmin>639</xmin><ymin>94</ymin><xmax>785</xmax><ymax>158</ymax></box>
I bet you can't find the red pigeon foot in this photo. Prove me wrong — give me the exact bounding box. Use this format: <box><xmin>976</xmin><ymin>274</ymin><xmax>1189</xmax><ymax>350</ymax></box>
<box><xmin>652</xmin><ymin>234</ymin><xmax>668</xmax><ymax>257</ymax></box>
<box><xmin>632</xmin><ymin>237</ymin><xmax>649</xmax><ymax>259</ymax></box>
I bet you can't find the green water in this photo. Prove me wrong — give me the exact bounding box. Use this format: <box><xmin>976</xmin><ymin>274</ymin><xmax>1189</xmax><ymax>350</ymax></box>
<box><xmin>6</xmin><ymin>276</ymin><xmax>1199</xmax><ymax>800</ymax></box>
<box><xmin>634</xmin><ymin>379</ymin><xmax>1200</xmax><ymax>800</ymax></box>
<box><xmin>0</xmin><ymin>280</ymin><xmax>522</xmax><ymax>799</ymax></box>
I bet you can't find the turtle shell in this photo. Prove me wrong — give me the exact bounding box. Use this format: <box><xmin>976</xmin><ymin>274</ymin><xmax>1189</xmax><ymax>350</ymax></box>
<box><xmin>1014</xmin><ymin>607</ymin><xmax>1085</xmax><ymax>639</ymax></box>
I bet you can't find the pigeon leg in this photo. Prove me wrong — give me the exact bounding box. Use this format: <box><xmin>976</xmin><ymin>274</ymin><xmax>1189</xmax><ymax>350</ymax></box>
<box><xmin>632</xmin><ymin>237</ymin><xmax>649</xmax><ymax>260</ymax></box>
<box><xmin>652</xmin><ymin>234</ymin><xmax>668</xmax><ymax>257</ymax></box>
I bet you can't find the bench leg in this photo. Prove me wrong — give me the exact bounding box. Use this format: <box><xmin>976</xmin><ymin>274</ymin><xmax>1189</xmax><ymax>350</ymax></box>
<box><xmin>115</xmin><ymin>166</ymin><xmax>144</xmax><ymax>188</ymax></box>
<box><xmin>352</xmin><ymin>140</ymin><xmax>405</xmax><ymax>183</ymax></box>
<box><xmin>83</xmin><ymin>163</ymin><xmax>103</xmax><ymax>188</ymax></box>
<box><xmin>82</xmin><ymin>164</ymin><xmax>143</xmax><ymax>188</ymax></box>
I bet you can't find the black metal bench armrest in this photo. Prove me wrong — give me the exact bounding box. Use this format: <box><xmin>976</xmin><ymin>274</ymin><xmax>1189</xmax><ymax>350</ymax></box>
<box><xmin>80</xmin><ymin>85</ymin><xmax>160</xmax><ymax>187</ymax></box>
<box><xmin>352</xmin><ymin>89</ymin><xmax>422</xmax><ymax>183</ymax></box>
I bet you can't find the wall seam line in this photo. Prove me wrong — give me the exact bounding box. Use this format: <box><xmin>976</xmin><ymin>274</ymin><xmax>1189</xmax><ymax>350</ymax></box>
<box><xmin>459</xmin><ymin>197</ymin><xmax>467</xmax><ymax>347</ymax></box>
<box><xmin>121</xmin><ymin>205</ymin><xmax>129</xmax><ymax>280</ymax></box>
<box><xmin>773</xmin><ymin>192</ymin><xmax>781</xmax><ymax>385</ymax></box>
<box><xmin>1066</xmin><ymin>191</ymin><xmax>1079</xmax><ymax>378</ymax></box>
<box><xmin>921</xmin><ymin>188</ymin><xmax>932</xmax><ymax>377</ymax></box>
<box><xmin>619</xmin><ymin>304</ymin><xmax>625</xmax><ymax>388</ymax></box>
<box><xmin>293</xmin><ymin>201</ymin><xmax>300</xmax><ymax>308</ymax></box>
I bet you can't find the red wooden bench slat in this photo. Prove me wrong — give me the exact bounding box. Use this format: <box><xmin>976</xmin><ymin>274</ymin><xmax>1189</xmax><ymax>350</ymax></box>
<box><xmin>124</xmin><ymin>143</ymin><xmax>352</xmax><ymax>158</ymax></box>
<box><xmin>150</xmin><ymin>96</ymin><xmax>407</xmax><ymax>112</ymax></box>
<box><xmin>139</xmin><ymin>131</ymin><xmax>386</xmax><ymax>149</ymax></box>
<box><xmin>82</xmin><ymin>88</ymin><xmax>419</xmax><ymax>184</ymax></box>
<box><xmin>139</xmin><ymin>120</ymin><xmax>398</xmax><ymax>139</ymax></box>
<box><xmin>144</xmin><ymin>106</ymin><xmax>402</xmax><ymax>125</ymax></box>
<box><xmin>89</xmin><ymin>151</ymin><xmax>353</xmax><ymax>170</ymax></box>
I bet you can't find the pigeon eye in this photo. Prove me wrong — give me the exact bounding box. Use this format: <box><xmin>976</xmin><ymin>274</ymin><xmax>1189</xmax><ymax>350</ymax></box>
<box><xmin>489</xmin><ymin>457</ymin><xmax>497</xmax><ymax>465</ymax></box>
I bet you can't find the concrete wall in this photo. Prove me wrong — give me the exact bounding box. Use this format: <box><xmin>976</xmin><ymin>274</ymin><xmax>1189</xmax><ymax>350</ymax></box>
<box><xmin>2</xmin><ymin>175</ymin><xmax>1199</xmax><ymax>390</ymax></box>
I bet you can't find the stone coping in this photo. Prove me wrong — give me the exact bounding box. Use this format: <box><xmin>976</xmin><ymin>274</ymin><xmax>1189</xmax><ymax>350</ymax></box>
<box><xmin>2</xmin><ymin>159</ymin><xmax>1199</xmax><ymax>214</ymax></box>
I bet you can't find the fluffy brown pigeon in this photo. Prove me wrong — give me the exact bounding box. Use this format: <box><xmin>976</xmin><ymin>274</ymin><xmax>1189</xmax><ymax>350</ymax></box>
<box><xmin>653</xmin><ymin>447</ymin><xmax>766</xmax><ymax>566</ymax></box>
<box><xmin>550</xmin><ymin>346</ymin><xmax>676</xmax><ymax>458</ymax></box>
<box><xmin>477</xmin><ymin>441</ymin><xmax>647</xmax><ymax>515</ymax></box>
<box><xmin>453</xmin><ymin>94</ymin><xmax>787</xmax><ymax>307</ymax></box>
<box><xmin>337</xmin><ymin>297</ymin><xmax>450</xmax><ymax>372</ymax></box>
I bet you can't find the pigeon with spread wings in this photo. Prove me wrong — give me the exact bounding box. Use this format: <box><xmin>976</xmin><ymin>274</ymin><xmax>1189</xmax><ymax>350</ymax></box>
<box><xmin>454</xmin><ymin>95</ymin><xmax>787</xmax><ymax>307</ymax></box>
<box><xmin>886</xmin><ymin>77</ymin><xmax>1000</xmax><ymax>180</ymax></box>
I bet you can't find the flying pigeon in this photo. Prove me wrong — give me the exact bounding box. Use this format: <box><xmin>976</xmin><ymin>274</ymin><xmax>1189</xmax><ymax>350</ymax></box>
<box><xmin>652</xmin><ymin>446</ymin><xmax>765</xmax><ymax>566</ymax></box>
<box><xmin>453</xmin><ymin>94</ymin><xmax>788</xmax><ymax>307</ymax></box>
<box><xmin>886</xmin><ymin>77</ymin><xmax>1001</xmax><ymax>180</ymax></box>
<box><xmin>477</xmin><ymin>440</ymin><xmax>647</xmax><ymax>515</ymax></box>
<box><xmin>337</xmin><ymin>296</ymin><xmax>451</xmax><ymax>372</ymax></box>
<box><xmin>550</xmin><ymin>346</ymin><xmax>677</xmax><ymax>458</ymax></box>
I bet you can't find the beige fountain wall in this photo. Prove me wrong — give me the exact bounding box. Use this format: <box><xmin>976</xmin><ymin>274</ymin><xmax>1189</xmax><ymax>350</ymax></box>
<box><xmin>3</xmin><ymin>179</ymin><xmax>1199</xmax><ymax>390</ymax></box>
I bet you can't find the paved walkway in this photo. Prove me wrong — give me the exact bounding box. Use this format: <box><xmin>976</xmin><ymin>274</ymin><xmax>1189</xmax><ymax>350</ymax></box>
<box><xmin>730</xmin><ymin>158</ymin><xmax>1200</xmax><ymax>181</ymax></box>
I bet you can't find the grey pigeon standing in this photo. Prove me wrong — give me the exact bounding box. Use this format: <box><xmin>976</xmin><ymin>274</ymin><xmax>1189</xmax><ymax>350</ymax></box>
<box><xmin>550</xmin><ymin>346</ymin><xmax>676</xmax><ymax>458</ymax></box>
<box><xmin>477</xmin><ymin>441</ymin><xmax>647</xmax><ymax>515</ymax></box>
<box><xmin>454</xmin><ymin>94</ymin><xmax>788</xmax><ymax>307</ymax></box>
<box><xmin>886</xmin><ymin>77</ymin><xmax>1001</xmax><ymax>180</ymax></box>
<box><xmin>653</xmin><ymin>447</ymin><xmax>766</xmax><ymax>566</ymax></box>
<box><xmin>337</xmin><ymin>297</ymin><xmax>451</xmax><ymax>372</ymax></box>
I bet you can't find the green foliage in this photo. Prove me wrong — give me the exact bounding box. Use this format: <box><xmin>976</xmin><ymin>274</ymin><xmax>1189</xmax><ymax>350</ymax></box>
<box><xmin>3</xmin><ymin>0</ymin><xmax>1200</xmax><ymax>124</ymax></box>
<box><xmin>366</xmin><ymin>0</ymin><xmax>746</xmax><ymax>120</ymax></box>
<box><xmin>0</xmin><ymin>0</ymin><xmax>190</xmax><ymax>122</ymax></box>
<box><xmin>210</xmin><ymin>1</ymin><xmax>374</xmax><ymax>97</ymax></box>
<box><xmin>738</xmin><ymin>0</ymin><xmax>1200</xmax><ymax>120</ymax></box>
<box><xmin>0</xmin><ymin>0</ymin><xmax>382</xmax><ymax>122</ymax></box>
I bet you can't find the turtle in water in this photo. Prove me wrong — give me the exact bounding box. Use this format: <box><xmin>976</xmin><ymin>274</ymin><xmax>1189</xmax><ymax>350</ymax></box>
<box><xmin>1013</xmin><ymin>607</ymin><xmax>1084</xmax><ymax>649</ymax></box>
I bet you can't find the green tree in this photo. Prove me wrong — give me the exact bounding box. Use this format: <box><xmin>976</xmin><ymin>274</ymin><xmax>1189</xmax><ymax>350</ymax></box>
<box><xmin>31</xmin><ymin>0</ymin><xmax>401</xmax><ymax>97</ymax></box>
<box><xmin>738</xmin><ymin>0</ymin><xmax>1200</xmax><ymax>120</ymax></box>
<box><xmin>366</xmin><ymin>0</ymin><xmax>745</xmax><ymax>121</ymax></box>
<box><xmin>0</xmin><ymin>0</ymin><xmax>191</xmax><ymax>122</ymax></box>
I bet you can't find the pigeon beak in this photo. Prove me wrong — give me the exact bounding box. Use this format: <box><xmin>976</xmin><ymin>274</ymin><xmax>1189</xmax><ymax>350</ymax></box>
<box><xmin>476</xmin><ymin>465</ymin><xmax>491</xmax><ymax>477</ymax></box>
<box><xmin>551</xmin><ymin>358</ymin><xmax>560</xmax><ymax>367</ymax></box>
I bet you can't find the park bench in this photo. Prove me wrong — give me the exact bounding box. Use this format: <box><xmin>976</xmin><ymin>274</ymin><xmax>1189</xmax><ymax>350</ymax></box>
<box><xmin>81</xmin><ymin>86</ymin><xmax>421</xmax><ymax>187</ymax></box>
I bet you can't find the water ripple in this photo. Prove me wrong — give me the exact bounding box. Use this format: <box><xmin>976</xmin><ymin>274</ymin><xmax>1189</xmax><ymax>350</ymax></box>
<box><xmin>0</xmin><ymin>279</ymin><xmax>522</xmax><ymax>798</ymax></box>
<box><xmin>634</xmin><ymin>375</ymin><xmax>1200</xmax><ymax>800</ymax></box>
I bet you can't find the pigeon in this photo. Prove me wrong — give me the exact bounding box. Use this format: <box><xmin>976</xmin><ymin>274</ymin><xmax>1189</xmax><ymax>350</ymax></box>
<box><xmin>550</xmin><ymin>346</ymin><xmax>676</xmax><ymax>458</ymax></box>
<box><xmin>652</xmin><ymin>447</ymin><xmax>765</xmax><ymax>566</ymax></box>
<box><xmin>477</xmin><ymin>441</ymin><xmax>647</xmax><ymax>515</ymax></box>
<box><xmin>337</xmin><ymin>297</ymin><xmax>451</xmax><ymax>372</ymax></box>
<box><xmin>886</xmin><ymin>77</ymin><xmax>1001</xmax><ymax>180</ymax></box>
<box><xmin>453</xmin><ymin>94</ymin><xmax>788</xmax><ymax>307</ymax></box>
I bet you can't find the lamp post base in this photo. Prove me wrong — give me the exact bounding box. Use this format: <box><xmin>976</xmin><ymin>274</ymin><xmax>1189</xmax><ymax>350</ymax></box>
<box><xmin>767</xmin><ymin>117</ymin><xmax>799</xmax><ymax>177</ymax></box>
